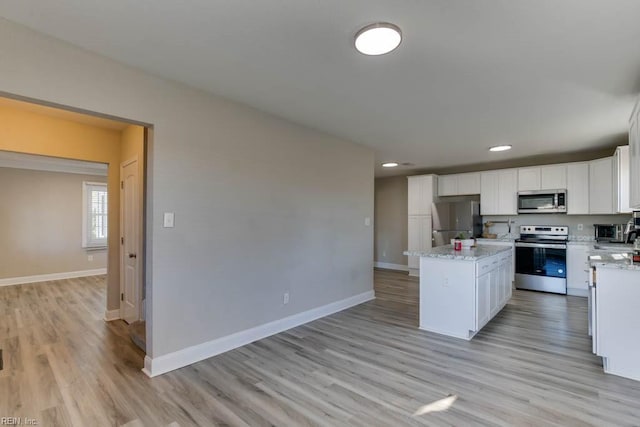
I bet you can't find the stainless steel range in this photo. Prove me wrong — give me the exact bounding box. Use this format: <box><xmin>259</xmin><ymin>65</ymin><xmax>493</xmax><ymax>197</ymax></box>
<box><xmin>515</xmin><ymin>225</ymin><xmax>569</xmax><ymax>294</ymax></box>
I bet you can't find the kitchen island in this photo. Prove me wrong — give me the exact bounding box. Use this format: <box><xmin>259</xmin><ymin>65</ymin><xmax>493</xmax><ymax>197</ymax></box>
<box><xmin>404</xmin><ymin>244</ymin><xmax>513</xmax><ymax>340</ymax></box>
<box><xmin>589</xmin><ymin>252</ymin><xmax>640</xmax><ymax>381</ymax></box>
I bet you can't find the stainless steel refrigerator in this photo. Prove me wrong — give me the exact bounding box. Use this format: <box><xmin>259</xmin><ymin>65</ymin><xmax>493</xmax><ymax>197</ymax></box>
<box><xmin>432</xmin><ymin>201</ymin><xmax>481</xmax><ymax>247</ymax></box>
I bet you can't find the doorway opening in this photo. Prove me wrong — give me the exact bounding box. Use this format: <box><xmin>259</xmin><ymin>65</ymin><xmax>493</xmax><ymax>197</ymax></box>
<box><xmin>0</xmin><ymin>94</ymin><xmax>151</xmax><ymax>354</ymax></box>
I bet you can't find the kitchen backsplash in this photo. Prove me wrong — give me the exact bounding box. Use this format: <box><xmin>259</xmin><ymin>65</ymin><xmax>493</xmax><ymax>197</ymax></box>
<box><xmin>482</xmin><ymin>214</ymin><xmax>633</xmax><ymax>238</ymax></box>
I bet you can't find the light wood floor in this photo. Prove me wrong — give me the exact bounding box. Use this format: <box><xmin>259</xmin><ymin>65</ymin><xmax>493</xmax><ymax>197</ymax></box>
<box><xmin>2</xmin><ymin>272</ymin><xmax>640</xmax><ymax>426</ymax></box>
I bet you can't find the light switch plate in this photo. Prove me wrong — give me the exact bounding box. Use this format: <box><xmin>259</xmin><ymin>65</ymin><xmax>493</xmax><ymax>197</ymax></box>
<box><xmin>364</xmin><ymin>217</ymin><xmax>371</xmax><ymax>226</ymax></box>
<box><xmin>163</xmin><ymin>212</ymin><xmax>175</xmax><ymax>228</ymax></box>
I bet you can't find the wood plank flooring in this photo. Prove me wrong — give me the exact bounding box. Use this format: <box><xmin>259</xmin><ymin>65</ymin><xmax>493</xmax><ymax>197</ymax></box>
<box><xmin>2</xmin><ymin>271</ymin><xmax>640</xmax><ymax>426</ymax></box>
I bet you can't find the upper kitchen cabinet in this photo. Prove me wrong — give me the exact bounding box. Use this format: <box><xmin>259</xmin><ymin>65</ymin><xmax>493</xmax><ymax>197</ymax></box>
<box><xmin>589</xmin><ymin>157</ymin><xmax>615</xmax><ymax>214</ymax></box>
<box><xmin>518</xmin><ymin>165</ymin><xmax>567</xmax><ymax>191</ymax></box>
<box><xmin>517</xmin><ymin>167</ymin><xmax>541</xmax><ymax>191</ymax></box>
<box><xmin>567</xmin><ymin>162</ymin><xmax>590</xmax><ymax>214</ymax></box>
<box><xmin>437</xmin><ymin>172</ymin><xmax>481</xmax><ymax>196</ymax></box>
<box><xmin>480</xmin><ymin>169</ymin><xmax>518</xmax><ymax>215</ymax></box>
<box><xmin>613</xmin><ymin>145</ymin><xmax>632</xmax><ymax>213</ymax></box>
<box><xmin>408</xmin><ymin>174</ymin><xmax>437</xmax><ymax>215</ymax></box>
<box><xmin>540</xmin><ymin>165</ymin><xmax>567</xmax><ymax>189</ymax></box>
<box><xmin>630</xmin><ymin>100</ymin><xmax>640</xmax><ymax>209</ymax></box>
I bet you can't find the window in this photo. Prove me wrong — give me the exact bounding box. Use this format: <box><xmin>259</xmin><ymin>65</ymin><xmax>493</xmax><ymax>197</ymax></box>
<box><xmin>82</xmin><ymin>181</ymin><xmax>108</xmax><ymax>248</ymax></box>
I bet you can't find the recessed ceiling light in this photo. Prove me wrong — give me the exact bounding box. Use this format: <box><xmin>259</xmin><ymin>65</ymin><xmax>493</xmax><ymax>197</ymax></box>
<box><xmin>382</xmin><ymin>162</ymin><xmax>399</xmax><ymax>168</ymax></box>
<box><xmin>355</xmin><ymin>23</ymin><xmax>402</xmax><ymax>56</ymax></box>
<box><xmin>489</xmin><ymin>145</ymin><xmax>512</xmax><ymax>152</ymax></box>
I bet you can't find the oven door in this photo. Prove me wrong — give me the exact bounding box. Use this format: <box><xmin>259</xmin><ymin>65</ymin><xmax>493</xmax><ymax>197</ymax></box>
<box><xmin>515</xmin><ymin>242</ymin><xmax>567</xmax><ymax>293</ymax></box>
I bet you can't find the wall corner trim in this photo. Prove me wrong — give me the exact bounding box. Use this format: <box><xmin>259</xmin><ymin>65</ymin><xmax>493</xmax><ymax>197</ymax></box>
<box><xmin>142</xmin><ymin>290</ymin><xmax>375</xmax><ymax>377</ymax></box>
<box><xmin>104</xmin><ymin>309</ymin><xmax>121</xmax><ymax>322</ymax></box>
<box><xmin>0</xmin><ymin>268</ymin><xmax>107</xmax><ymax>287</ymax></box>
<box><xmin>374</xmin><ymin>262</ymin><xmax>410</xmax><ymax>272</ymax></box>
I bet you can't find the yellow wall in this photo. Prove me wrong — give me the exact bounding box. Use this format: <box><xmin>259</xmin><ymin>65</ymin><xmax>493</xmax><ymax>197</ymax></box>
<box><xmin>0</xmin><ymin>104</ymin><xmax>123</xmax><ymax>309</ymax></box>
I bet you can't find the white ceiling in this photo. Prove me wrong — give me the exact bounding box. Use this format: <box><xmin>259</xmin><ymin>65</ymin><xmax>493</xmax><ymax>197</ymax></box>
<box><xmin>1</xmin><ymin>1</ymin><xmax>639</xmax><ymax>176</ymax></box>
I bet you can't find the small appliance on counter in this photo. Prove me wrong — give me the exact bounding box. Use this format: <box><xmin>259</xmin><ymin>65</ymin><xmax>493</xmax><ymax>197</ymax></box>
<box><xmin>594</xmin><ymin>223</ymin><xmax>627</xmax><ymax>243</ymax></box>
<box><xmin>627</xmin><ymin>211</ymin><xmax>640</xmax><ymax>244</ymax></box>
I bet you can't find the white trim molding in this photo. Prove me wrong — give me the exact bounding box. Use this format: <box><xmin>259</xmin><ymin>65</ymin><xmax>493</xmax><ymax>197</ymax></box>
<box><xmin>374</xmin><ymin>262</ymin><xmax>409</xmax><ymax>272</ymax></box>
<box><xmin>0</xmin><ymin>268</ymin><xmax>107</xmax><ymax>287</ymax></box>
<box><xmin>142</xmin><ymin>290</ymin><xmax>375</xmax><ymax>377</ymax></box>
<box><xmin>567</xmin><ymin>288</ymin><xmax>589</xmax><ymax>298</ymax></box>
<box><xmin>104</xmin><ymin>309</ymin><xmax>121</xmax><ymax>322</ymax></box>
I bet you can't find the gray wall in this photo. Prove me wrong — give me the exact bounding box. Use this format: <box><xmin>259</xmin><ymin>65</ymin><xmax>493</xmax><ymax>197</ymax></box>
<box><xmin>0</xmin><ymin>167</ymin><xmax>107</xmax><ymax>278</ymax></box>
<box><xmin>0</xmin><ymin>19</ymin><xmax>374</xmax><ymax>358</ymax></box>
<box><xmin>374</xmin><ymin>176</ymin><xmax>407</xmax><ymax>266</ymax></box>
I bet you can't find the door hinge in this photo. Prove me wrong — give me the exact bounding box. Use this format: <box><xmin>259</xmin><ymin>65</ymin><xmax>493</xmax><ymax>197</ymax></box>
<box><xmin>121</xmin><ymin>237</ymin><xmax>124</xmax><ymax>245</ymax></box>
<box><xmin>121</xmin><ymin>181</ymin><xmax>124</xmax><ymax>189</ymax></box>
<box><xmin>121</xmin><ymin>293</ymin><xmax>124</xmax><ymax>301</ymax></box>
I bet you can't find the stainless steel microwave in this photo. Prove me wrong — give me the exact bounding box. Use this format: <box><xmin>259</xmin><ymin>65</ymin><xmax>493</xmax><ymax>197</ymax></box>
<box><xmin>517</xmin><ymin>190</ymin><xmax>567</xmax><ymax>214</ymax></box>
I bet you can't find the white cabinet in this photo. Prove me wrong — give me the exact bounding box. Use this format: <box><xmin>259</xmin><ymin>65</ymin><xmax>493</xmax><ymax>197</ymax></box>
<box><xmin>589</xmin><ymin>157</ymin><xmax>615</xmax><ymax>214</ymax></box>
<box><xmin>407</xmin><ymin>215</ymin><xmax>432</xmax><ymax>274</ymax></box>
<box><xmin>408</xmin><ymin>174</ymin><xmax>437</xmax><ymax>276</ymax></box>
<box><xmin>518</xmin><ymin>168</ymin><xmax>541</xmax><ymax>191</ymax></box>
<box><xmin>613</xmin><ymin>145</ymin><xmax>632</xmax><ymax>213</ymax></box>
<box><xmin>540</xmin><ymin>164</ymin><xmax>567</xmax><ymax>189</ymax></box>
<box><xmin>437</xmin><ymin>172</ymin><xmax>481</xmax><ymax>197</ymax></box>
<box><xmin>408</xmin><ymin>175</ymin><xmax>436</xmax><ymax>215</ymax></box>
<box><xmin>629</xmin><ymin>101</ymin><xmax>640</xmax><ymax>208</ymax></box>
<box><xmin>567</xmin><ymin>162</ymin><xmax>590</xmax><ymax>215</ymax></box>
<box><xmin>593</xmin><ymin>266</ymin><xmax>640</xmax><ymax>381</ymax></box>
<box><xmin>518</xmin><ymin>165</ymin><xmax>567</xmax><ymax>191</ymax></box>
<box><xmin>480</xmin><ymin>169</ymin><xmax>517</xmax><ymax>215</ymax></box>
<box><xmin>457</xmin><ymin>172</ymin><xmax>481</xmax><ymax>195</ymax></box>
<box><xmin>567</xmin><ymin>244</ymin><xmax>591</xmax><ymax>296</ymax></box>
<box><xmin>437</xmin><ymin>175</ymin><xmax>458</xmax><ymax>196</ymax></box>
<box><xmin>419</xmin><ymin>248</ymin><xmax>513</xmax><ymax>340</ymax></box>
<box><xmin>476</xmin><ymin>272</ymin><xmax>490</xmax><ymax>330</ymax></box>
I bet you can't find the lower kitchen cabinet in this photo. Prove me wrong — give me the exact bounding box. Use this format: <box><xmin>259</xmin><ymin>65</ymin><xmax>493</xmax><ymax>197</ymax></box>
<box><xmin>419</xmin><ymin>247</ymin><xmax>512</xmax><ymax>340</ymax></box>
<box><xmin>567</xmin><ymin>244</ymin><xmax>591</xmax><ymax>297</ymax></box>
<box><xmin>407</xmin><ymin>215</ymin><xmax>432</xmax><ymax>276</ymax></box>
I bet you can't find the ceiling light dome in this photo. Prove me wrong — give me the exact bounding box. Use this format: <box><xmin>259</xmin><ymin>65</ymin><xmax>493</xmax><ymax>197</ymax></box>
<box><xmin>382</xmin><ymin>162</ymin><xmax>399</xmax><ymax>168</ymax></box>
<box><xmin>355</xmin><ymin>23</ymin><xmax>402</xmax><ymax>56</ymax></box>
<box><xmin>489</xmin><ymin>145</ymin><xmax>512</xmax><ymax>152</ymax></box>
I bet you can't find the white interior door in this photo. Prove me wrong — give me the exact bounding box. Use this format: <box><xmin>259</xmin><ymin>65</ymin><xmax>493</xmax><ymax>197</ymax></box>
<box><xmin>120</xmin><ymin>158</ymin><xmax>140</xmax><ymax>323</ymax></box>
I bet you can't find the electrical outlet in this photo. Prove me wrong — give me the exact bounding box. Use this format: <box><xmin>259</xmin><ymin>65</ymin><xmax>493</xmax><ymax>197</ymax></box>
<box><xmin>577</xmin><ymin>224</ymin><xmax>583</xmax><ymax>231</ymax></box>
<box><xmin>88</xmin><ymin>255</ymin><xmax>93</xmax><ymax>262</ymax></box>
<box><xmin>283</xmin><ymin>292</ymin><xmax>290</xmax><ymax>305</ymax></box>
<box><xmin>382</xmin><ymin>250</ymin><xmax>386</xmax><ymax>258</ymax></box>
<box><xmin>443</xmin><ymin>278</ymin><xmax>449</xmax><ymax>287</ymax></box>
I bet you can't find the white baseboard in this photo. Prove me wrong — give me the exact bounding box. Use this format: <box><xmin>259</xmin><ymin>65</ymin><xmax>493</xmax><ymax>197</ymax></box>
<box><xmin>0</xmin><ymin>268</ymin><xmax>107</xmax><ymax>287</ymax></box>
<box><xmin>142</xmin><ymin>289</ymin><xmax>375</xmax><ymax>378</ymax></box>
<box><xmin>374</xmin><ymin>262</ymin><xmax>409</xmax><ymax>272</ymax></box>
<box><xmin>567</xmin><ymin>288</ymin><xmax>589</xmax><ymax>298</ymax></box>
<box><xmin>104</xmin><ymin>309</ymin><xmax>121</xmax><ymax>322</ymax></box>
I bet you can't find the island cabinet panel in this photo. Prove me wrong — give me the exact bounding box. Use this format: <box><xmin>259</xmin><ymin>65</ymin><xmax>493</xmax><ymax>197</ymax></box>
<box><xmin>419</xmin><ymin>247</ymin><xmax>512</xmax><ymax>340</ymax></box>
<box><xmin>594</xmin><ymin>267</ymin><xmax>640</xmax><ymax>381</ymax></box>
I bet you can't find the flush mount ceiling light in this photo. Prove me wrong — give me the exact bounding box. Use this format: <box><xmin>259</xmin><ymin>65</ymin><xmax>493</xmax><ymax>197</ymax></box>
<box><xmin>382</xmin><ymin>162</ymin><xmax>399</xmax><ymax>168</ymax></box>
<box><xmin>489</xmin><ymin>145</ymin><xmax>513</xmax><ymax>152</ymax></box>
<box><xmin>355</xmin><ymin>23</ymin><xmax>402</xmax><ymax>56</ymax></box>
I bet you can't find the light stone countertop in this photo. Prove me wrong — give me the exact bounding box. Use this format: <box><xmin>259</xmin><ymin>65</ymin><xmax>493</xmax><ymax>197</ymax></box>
<box><xmin>476</xmin><ymin>236</ymin><xmax>516</xmax><ymax>243</ymax></box>
<box><xmin>404</xmin><ymin>244</ymin><xmax>512</xmax><ymax>261</ymax></box>
<box><xmin>589</xmin><ymin>251</ymin><xmax>640</xmax><ymax>271</ymax></box>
